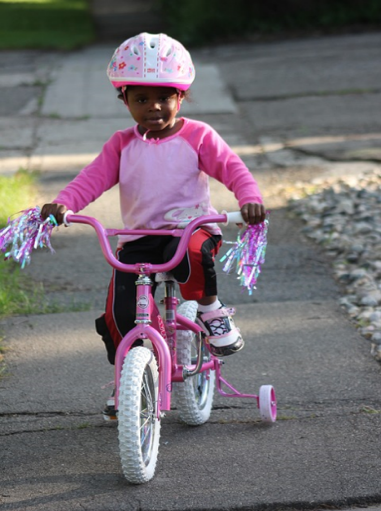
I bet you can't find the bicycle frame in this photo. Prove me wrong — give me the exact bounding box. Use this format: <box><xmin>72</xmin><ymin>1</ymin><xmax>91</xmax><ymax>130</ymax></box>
<box><xmin>65</xmin><ymin>212</ymin><xmax>263</xmax><ymax>418</ymax></box>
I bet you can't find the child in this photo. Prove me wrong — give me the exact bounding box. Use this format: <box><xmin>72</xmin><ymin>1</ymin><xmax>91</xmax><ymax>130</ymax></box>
<box><xmin>41</xmin><ymin>32</ymin><xmax>265</xmax><ymax>375</ymax></box>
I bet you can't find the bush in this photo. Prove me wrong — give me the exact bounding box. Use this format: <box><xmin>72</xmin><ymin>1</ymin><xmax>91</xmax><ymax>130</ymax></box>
<box><xmin>157</xmin><ymin>0</ymin><xmax>381</xmax><ymax>46</ymax></box>
<box><xmin>0</xmin><ymin>0</ymin><xmax>94</xmax><ymax>50</ymax></box>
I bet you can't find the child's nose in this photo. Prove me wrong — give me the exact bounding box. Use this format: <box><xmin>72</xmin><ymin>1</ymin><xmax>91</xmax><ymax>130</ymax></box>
<box><xmin>148</xmin><ymin>100</ymin><xmax>161</xmax><ymax>110</ymax></box>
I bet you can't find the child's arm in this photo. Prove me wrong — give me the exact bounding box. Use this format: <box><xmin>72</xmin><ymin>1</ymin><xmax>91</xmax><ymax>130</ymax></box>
<box><xmin>196</xmin><ymin>125</ymin><xmax>265</xmax><ymax>223</ymax></box>
<box><xmin>41</xmin><ymin>131</ymin><xmax>126</xmax><ymax>222</ymax></box>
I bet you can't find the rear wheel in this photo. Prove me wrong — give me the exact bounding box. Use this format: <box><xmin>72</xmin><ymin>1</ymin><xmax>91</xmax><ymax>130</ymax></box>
<box><xmin>118</xmin><ymin>347</ymin><xmax>161</xmax><ymax>484</ymax></box>
<box><xmin>174</xmin><ymin>301</ymin><xmax>215</xmax><ymax>425</ymax></box>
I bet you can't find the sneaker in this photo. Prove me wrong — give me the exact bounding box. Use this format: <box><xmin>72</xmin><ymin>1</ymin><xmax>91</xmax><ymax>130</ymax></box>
<box><xmin>103</xmin><ymin>388</ymin><xmax>117</xmax><ymax>421</ymax></box>
<box><xmin>196</xmin><ymin>304</ymin><xmax>244</xmax><ymax>357</ymax></box>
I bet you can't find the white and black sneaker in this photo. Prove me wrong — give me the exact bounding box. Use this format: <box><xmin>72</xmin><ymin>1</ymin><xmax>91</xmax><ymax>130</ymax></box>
<box><xmin>196</xmin><ymin>304</ymin><xmax>244</xmax><ymax>357</ymax></box>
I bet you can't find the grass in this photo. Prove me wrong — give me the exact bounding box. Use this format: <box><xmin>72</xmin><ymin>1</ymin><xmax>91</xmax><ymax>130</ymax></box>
<box><xmin>0</xmin><ymin>0</ymin><xmax>95</xmax><ymax>50</ymax></box>
<box><xmin>0</xmin><ymin>336</ymin><xmax>8</xmax><ymax>378</ymax></box>
<box><xmin>360</xmin><ymin>405</ymin><xmax>381</xmax><ymax>414</ymax></box>
<box><xmin>0</xmin><ymin>170</ymin><xmax>37</xmax><ymax>227</ymax></box>
<box><xmin>0</xmin><ymin>170</ymin><xmax>49</xmax><ymax>318</ymax></box>
<box><xmin>0</xmin><ymin>170</ymin><xmax>92</xmax><ymax>318</ymax></box>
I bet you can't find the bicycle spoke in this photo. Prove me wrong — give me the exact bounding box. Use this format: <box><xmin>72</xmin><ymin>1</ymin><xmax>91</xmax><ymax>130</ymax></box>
<box><xmin>137</xmin><ymin>369</ymin><xmax>156</xmax><ymax>463</ymax></box>
<box><xmin>140</xmin><ymin>420</ymin><xmax>151</xmax><ymax>448</ymax></box>
<box><xmin>142</xmin><ymin>376</ymin><xmax>154</xmax><ymax>411</ymax></box>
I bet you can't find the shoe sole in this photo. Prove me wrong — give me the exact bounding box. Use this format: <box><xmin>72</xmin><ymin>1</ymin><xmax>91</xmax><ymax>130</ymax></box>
<box><xmin>208</xmin><ymin>337</ymin><xmax>245</xmax><ymax>357</ymax></box>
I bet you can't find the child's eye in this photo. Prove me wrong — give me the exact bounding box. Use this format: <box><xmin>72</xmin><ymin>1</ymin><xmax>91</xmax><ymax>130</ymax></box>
<box><xmin>137</xmin><ymin>98</ymin><xmax>147</xmax><ymax>104</ymax></box>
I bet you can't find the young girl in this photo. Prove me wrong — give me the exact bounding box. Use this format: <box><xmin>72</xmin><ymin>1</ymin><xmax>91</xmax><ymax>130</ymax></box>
<box><xmin>41</xmin><ymin>32</ymin><xmax>265</xmax><ymax>376</ymax></box>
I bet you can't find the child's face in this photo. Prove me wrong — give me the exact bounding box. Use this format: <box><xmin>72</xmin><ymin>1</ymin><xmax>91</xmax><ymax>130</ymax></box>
<box><xmin>126</xmin><ymin>86</ymin><xmax>181</xmax><ymax>138</ymax></box>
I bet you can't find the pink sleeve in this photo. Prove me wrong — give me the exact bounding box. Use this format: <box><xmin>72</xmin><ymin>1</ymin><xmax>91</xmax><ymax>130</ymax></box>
<box><xmin>197</xmin><ymin>125</ymin><xmax>263</xmax><ymax>207</ymax></box>
<box><xmin>53</xmin><ymin>131</ymin><xmax>126</xmax><ymax>212</ymax></box>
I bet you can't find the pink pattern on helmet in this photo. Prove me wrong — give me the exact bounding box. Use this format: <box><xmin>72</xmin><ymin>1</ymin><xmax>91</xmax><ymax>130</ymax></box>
<box><xmin>107</xmin><ymin>32</ymin><xmax>195</xmax><ymax>91</ymax></box>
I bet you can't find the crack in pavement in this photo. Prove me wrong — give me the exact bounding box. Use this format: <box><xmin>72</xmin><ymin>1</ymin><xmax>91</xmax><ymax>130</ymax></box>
<box><xmin>0</xmin><ymin>410</ymin><xmax>101</xmax><ymax>418</ymax></box>
<box><xmin>2</xmin><ymin>398</ymin><xmax>380</xmax><ymax>437</ymax></box>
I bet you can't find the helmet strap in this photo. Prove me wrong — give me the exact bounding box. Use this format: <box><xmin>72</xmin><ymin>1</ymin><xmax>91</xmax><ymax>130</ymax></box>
<box><xmin>176</xmin><ymin>89</ymin><xmax>184</xmax><ymax>112</ymax></box>
<box><xmin>122</xmin><ymin>86</ymin><xmax>130</xmax><ymax>110</ymax></box>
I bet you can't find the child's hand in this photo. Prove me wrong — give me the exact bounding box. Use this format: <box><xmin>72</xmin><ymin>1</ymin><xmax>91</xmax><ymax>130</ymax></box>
<box><xmin>240</xmin><ymin>203</ymin><xmax>266</xmax><ymax>225</ymax></box>
<box><xmin>40</xmin><ymin>203</ymin><xmax>68</xmax><ymax>225</ymax></box>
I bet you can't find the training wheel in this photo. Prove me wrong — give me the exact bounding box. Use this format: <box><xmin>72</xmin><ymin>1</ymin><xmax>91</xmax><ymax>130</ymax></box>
<box><xmin>258</xmin><ymin>385</ymin><xmax>277</xmax><ymax>423</ymax></box>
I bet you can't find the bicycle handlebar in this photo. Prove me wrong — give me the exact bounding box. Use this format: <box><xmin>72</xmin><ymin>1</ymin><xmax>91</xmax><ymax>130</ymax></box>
<box><xmin>63</xmin><ymin>210</ymin><xmax>243</xmax><ymax>274</ymax></box>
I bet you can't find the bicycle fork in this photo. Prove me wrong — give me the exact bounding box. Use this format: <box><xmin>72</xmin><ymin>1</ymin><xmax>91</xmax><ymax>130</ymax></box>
<box><xmin>114</xmin><ymin>272</ymin><xmax>172</xmax><ymax>414</ymax></box>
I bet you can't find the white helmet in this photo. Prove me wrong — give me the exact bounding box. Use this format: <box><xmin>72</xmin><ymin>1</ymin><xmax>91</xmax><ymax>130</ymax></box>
<box><xmin>107</xmin><ymin>32</ymin><xmax>195</xmax><ymax>91</ymax></box>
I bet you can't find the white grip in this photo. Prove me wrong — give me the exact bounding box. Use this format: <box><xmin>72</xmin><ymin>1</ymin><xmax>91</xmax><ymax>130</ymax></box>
<box><xmin>63</xmin><ymin>210</ymin><xmax>74</xmax><ymax>227</ymax></box>
<box><xmin>222</xmin><ymin>211</ymin><xmax>244</xmax><ymax>226</ymax></box>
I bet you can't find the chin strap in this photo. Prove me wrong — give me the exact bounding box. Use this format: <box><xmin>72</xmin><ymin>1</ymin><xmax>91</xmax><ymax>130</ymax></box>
<box><xmin>142</xmin><ymin>129</ymin><xmax>151</xmax><ymax>141</ymax></box>
<box><xmin>176</xmin><ymin>89</ymin><xmax>183</xmax><ymax>111</ymax></box>
<box><xmin>121</xmin><ymin>86</ymin><xmax>130</xmax><ymax>110</ymax></box>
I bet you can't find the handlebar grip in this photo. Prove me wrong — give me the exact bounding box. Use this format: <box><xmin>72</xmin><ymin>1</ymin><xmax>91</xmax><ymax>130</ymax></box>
<box><xmin>63</xmin><ymin>210</ymin><xmax>74</xmax><ymax>227</ymax></box>
<box><xmin>222</xmin><ymin>211</ymin><xmax>244</xmax><ymax>226</ymax></box>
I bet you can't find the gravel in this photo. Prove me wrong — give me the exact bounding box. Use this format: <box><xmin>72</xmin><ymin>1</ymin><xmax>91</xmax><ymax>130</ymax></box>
<box><xmin>288</xmin><ymin>167</ymin><xmax>381</xmax><ymax>361</ymax></box>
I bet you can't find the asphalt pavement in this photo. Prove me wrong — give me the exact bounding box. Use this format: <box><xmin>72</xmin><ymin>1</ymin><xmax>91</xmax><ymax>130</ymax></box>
<box><xmin>1</xmin><ymin>31</ymin><xmax>381</xmax><ymax>511</ymax></box>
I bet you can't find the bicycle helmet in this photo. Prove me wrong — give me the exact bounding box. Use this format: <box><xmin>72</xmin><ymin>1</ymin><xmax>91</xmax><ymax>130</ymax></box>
<box><xmin>107</xmin><ymin>32</ymin><xmax>195</xmax><ymax>91</ymax></box>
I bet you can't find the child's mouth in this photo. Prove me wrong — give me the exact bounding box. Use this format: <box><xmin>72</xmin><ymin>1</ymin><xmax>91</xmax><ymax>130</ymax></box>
<box><xmin>147</xmin><ymin>117</ymin><xmax>164</xmax><ymax>125</ymax></box>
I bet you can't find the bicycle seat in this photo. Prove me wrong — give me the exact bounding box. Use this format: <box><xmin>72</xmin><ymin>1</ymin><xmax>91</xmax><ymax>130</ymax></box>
<box><xmin>155</xmin><ymin>272</ymin><xmax>176</xmax><ymax>283</ymax></box>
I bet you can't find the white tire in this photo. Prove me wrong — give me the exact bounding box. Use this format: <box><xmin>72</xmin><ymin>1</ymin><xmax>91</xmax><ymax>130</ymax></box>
<box><xmin>259</xmin><ymin>384</ymin><xmax>277</xmax><ymax>423</ymax></box>
<box><xmin>118</xmin><ymin>347</ymin><xmax>161</xmax><ymax>484</ymax></box>
<box><xmin>173</xmin><ymin>300</ymin><xmax>215</xmax><ymax>425</ymax></box>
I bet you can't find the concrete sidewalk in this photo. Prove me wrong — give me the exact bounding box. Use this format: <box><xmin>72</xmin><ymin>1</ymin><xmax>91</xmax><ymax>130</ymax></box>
<box><xmin>0</xmin><ymin>46</ymin><xmax>235</xmax><ymax>176</ymax></box>
<box><xmin>1</xmin><ymin>32</ymin><xmax>381</xmax><ymax>510</ymax></box>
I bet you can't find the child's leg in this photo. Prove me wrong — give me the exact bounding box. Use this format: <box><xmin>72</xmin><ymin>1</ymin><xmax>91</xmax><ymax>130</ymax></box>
<box><xmin>166</xmin><ymin>228</ymin><xmax>221</xmax><ymax>300</ymax></box>
<box><xmin>96</xmin><ymin>235</ymin><xmax>173</xmax><ymax>364</ymax></box>
<box><xmin>167</xmin><ymin>228</ymin><xmax>244</xmax><ymax>357</ymax></box>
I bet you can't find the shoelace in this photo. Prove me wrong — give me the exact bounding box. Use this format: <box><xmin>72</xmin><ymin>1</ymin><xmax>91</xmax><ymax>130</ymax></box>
<box><xmin>208</xmin><ymin>317</ymin><xmax>229</xmax><ymax>336</ymax></box>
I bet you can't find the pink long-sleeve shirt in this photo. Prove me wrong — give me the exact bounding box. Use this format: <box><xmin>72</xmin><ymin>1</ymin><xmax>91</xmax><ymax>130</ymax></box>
<box><xmin>54</xmin><ymin>117</ymin><xmax>263</xmax><ymax>243</ymax></box>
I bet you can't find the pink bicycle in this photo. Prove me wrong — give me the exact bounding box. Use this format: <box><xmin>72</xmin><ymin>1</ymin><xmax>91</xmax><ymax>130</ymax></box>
<box><xmin>61</xmin><ymin>211</ymin><xmax>276</xmax><ymax>484</ymax></box>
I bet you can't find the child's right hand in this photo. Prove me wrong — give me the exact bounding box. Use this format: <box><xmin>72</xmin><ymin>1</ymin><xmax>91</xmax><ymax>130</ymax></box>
<box><xmin>40</xmin><ymin>203</ymin><xmax>68</xmax><ymax>225</ymax></box>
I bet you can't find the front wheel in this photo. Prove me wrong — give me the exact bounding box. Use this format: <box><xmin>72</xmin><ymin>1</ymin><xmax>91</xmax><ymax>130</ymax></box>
<box><xmin>118</xmin><ymin>347</ymin><xmax>161</xmax><ymax>484</ymax></box>
<box><xmin>174</xmin><ymin>300</ymin><xmax>215</xmax><ymax>426</ymax></box>
<box><xmin>259</xmin><ymin>384</ymin><xmax>277</xmax><ymax>423</ymax></box>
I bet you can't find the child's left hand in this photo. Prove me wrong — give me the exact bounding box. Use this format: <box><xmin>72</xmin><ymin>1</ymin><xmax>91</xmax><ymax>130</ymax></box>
<box><xmin>240</xmin><ymin>202</ymin><xmax>266</xmax><ymax>225</ymax></box>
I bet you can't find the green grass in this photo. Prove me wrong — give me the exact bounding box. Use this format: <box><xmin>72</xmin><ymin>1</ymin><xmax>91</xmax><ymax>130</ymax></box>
<box><xmin>0</xmin><ymin>170</ymin><xmax>48</xmax><ymax>318</ymax></box>
<box><xmin>0</xmin><ymin>170</ymin><xmax>37</xmax><ymax>227</ymax></box>
<box><xmin>0</xmin><ymin>0</ymin><xmax>95</xmax><ymax>50</ymax></box>
<box><xmin>0</xmin><ymin>335</ymin><xmax>8</xmax><ymax>378</ymax></box>
<box><xmin>0</xmin><ymin>170</ymin><xmax>92</xmax><ymax>318</ymax></box>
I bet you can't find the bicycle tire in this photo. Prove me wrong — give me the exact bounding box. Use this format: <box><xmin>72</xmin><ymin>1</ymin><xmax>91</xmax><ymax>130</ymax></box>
<box><xmin>259</xmin><ymin>384</ymin><xmax>277</xmax><ymax>423</ymax></box>
<box><xmin>174</xmin><ymin>300</ymin><xmax>215</xmax><ymax>425</ymax></box>
<box><xmin>118</xmin><ymin>347</ymin><xmax>161</xmax><ymax>484</ymax></box>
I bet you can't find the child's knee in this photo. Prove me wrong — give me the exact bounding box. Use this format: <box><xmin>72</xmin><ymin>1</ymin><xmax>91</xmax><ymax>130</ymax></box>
<box><xmin>95</xmin><ymin>315</ymin><xmax>116</xmax><ymax>365</ymax></box>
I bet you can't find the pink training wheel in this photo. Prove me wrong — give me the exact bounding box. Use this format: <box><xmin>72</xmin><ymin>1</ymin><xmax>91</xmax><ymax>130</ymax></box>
<box><xmin>259</xmin><ymin>385</ymin><xmax>277</xmax><ymax>423</ymax></box>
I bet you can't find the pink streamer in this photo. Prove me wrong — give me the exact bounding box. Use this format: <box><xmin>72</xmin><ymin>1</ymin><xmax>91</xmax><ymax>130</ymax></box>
<box><xmin>0</xmin><ymin>207</ymin><xmax>57</xmax><ymax>268</ymax></box>
<box><xmin>220</xmin><ymin>214</ymin><xmax>269</xmax><ymax>295</ymax></box>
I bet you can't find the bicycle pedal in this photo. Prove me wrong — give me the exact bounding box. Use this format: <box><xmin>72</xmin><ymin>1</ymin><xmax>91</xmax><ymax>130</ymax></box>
<box><xmin>103</xmin><ymin>412</ymin><xmax>118</xmax><ymax>422</ymax></box>
<box><xmin>103</xmin><ymin>402</ymin><xmax>118</xmax><ymax>422</ymax></box>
